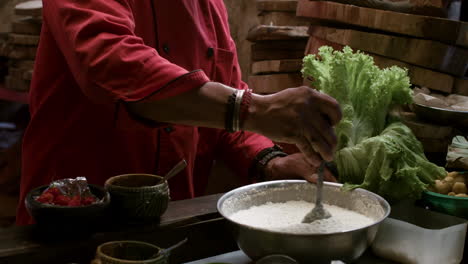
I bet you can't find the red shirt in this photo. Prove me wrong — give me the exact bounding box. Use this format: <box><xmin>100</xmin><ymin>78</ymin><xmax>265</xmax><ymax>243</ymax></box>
<box><xmin>16</xmin><ymin>0</ymin><xmax>274</xmax><ymax>225</ymax></box>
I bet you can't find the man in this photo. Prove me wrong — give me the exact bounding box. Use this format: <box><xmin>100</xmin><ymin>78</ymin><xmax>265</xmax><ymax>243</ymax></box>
<box><xmin>16</xmin><ymin>0</ymin><xmax>341</xmax><ymax>225</ymax></box>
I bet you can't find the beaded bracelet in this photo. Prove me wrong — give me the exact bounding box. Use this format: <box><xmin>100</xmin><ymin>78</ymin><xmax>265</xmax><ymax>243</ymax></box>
<box><xmin>248</xmin><ymin>145</ymin><xmax>288</xmax><ymax>182</ymax></box>
<box><xmin>225</xmin><ymin>91</ymin><xmax>237</xmax><ymax>133</ymax></box>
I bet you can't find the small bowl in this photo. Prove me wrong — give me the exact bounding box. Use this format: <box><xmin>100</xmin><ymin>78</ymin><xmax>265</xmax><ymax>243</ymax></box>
<box><xmin>104</xmin><ymin>174</ymin><xmax>170</xmax><ymax>222</ymax></box>
<box><xmin>92</xmin><ymin>240</ymin><xmax>168</xmax><ymax>264</ymax></box>
<box><xmin>25</xmin><ymin>184</ymin><xmax>111</xmax><ymax>238</ymax></box>
<box><xmin>421</xmin><ymin>191</ymin><xmax>468</xmax><ymax>219</ymax></box>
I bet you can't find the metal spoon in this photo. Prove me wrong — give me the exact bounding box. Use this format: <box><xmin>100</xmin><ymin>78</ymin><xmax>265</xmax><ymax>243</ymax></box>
<box><xmin>302</xmin><ymin>161</ymin><xmax>332</xmax><ymax>223</ymax></box>
<box><xmin>161</xmin><ymin>159</ymin><xmax>187</xmax><ymax>183</ymax></box>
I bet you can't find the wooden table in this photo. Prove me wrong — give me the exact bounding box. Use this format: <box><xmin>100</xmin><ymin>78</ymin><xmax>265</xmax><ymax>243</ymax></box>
<box><xmin>0</xmin><ymin>194</ymin><xmax>237</xmax><ymax>264</ymax></box>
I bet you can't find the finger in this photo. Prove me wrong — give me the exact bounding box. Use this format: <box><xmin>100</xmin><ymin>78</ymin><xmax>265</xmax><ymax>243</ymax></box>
<box><xmin>303</xmin><ymin>173</ymin><xmax>318</xmax><ymax>183</ymax></box>
<box><xmin>303</xmin><ymin>124</ymin><xmax>334</xmax><ymax>161</ymax></box>
<box><xmin>323</xmin><ymin>167</ymin><xmax>337</xmax><ymax>182</ymax></box>
<box><xmin>296</xmin><ymin>139</ymin><xmax>322</xmax><ymax>167</ymax></box>
<box><xmin>315</xmin><ymin>92</ymin><xmax>343</xmax><ymax>126</ymax></box>
<box><xmin>303</xmin><ymin>169</ymin><xmax>336</xmax><ymax>183</ymax></box>
<box><xmin>311</xmin><ymin>115</ymin><xmax>337</xmax><ymax>151</ymax></box>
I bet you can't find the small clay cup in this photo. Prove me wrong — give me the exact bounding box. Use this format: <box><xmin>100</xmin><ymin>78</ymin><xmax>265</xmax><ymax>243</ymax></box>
<box><xmin>104</xmin><ymin>174</ymin><xmax>170</xmax><ymax>222</ymax></box>
<box><xmin>91</xmin><ymin>240</ymin><xmax>168</xmax><ymax>264</ymax></box>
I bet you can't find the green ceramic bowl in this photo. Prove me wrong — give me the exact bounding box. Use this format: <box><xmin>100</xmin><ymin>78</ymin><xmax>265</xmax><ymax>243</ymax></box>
<box><xmin>105</xmin><ymin>174</ymin><xmax>170</xmax><ymax>222</ymax></box>
<box><xmin>421</xmin><ymin>191</ymin><xmax>468</xmax><ymax>219</ymax></box>
<box><xmin>92</xmin><ymin>240</ymin><xmax>168</xmax><ymax>264</ymax></box>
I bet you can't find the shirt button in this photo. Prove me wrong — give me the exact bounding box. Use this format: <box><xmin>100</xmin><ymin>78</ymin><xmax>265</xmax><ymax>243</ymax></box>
<box><xmin>163</xmin><ymin>44</ymin><xmax>170</xmax><ymax>54</ymax></box>
<box><xmin>164</xmin><ymin>126</ymin><xmax>174</xmax><ymax>133</ymax></box>
<box><xmin>207</xmin><ymin>47</ymin><xmax>214</xmax><ymax>58</ymax></box>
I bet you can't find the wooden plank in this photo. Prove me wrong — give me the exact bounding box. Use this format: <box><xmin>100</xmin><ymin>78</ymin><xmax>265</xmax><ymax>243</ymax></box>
<box><xmin>7</xmin><ymin>46</ymin><xmax>37</xmax><ymax>60</ymax></box>
<box><xmin>5</xmin><ymin>76</ymin><xmax>30</xmax><ymax>92</ymax></box>
<box><xmin>454</xmin><ymin>78</ymin><xmax>468</xmax><ymax>96</ymax></box>
<box><xmin>8</xmin><ymin>60</ymin><xmax>35</xmax><ymax>70</ymax></box>
<box><xmin>309</xmin><ymin>0</ymin><xmax>447</xmax><ymax>17</ymax></box>
<box><xmin>251</xmin><ymin>40</ymin><xmax>307</xmax><ymax>61</ymax></box>
<box><xmin>308</xmin><ymin>25</ymin><xmax>468</xmax><ymax>77</ymax></box>
<box><xmin>258</xmin><ymin>11</ymin><xmax>310</xmax><ymax>26</ymax></box>
<box><xmin>296</xmin><ymin>0</ymin><xmax>468</xmax><ymax>48</ymax></box>
<box><xmin>248</xmin><ymin>73</ymin><xmax>303</xmax><ymax>94</ymax></box>
<box><xmin>12</xmin><ymin>17</ymin><xmax>42</xmax><ymax>35</ymax></box>
<box><xmin>253</xmin><ymin>40</ymin><xmax>308</xmax><ymax>50</ymax></box>
<box><xmin>251</xmin><ymin>59</ymin><xmax>302</xmax><ymax>74</ymax></box>
<box><xmin>256</xmin><ymin>0</ymin><xmax>298</xmax><ymax>12</ymax></box>
<box><xmin>247</xmin><ymin>25</ymin><xmax>308</xmax><ymax>41</ymax></box>
<box><xmin>305</xmin><ymin>36</ymin><xmax>455</xmax><ymax>93</ymax></box>
<box><xmin>8</xmin><ymin>34</ymin><xmax>40</xmax><ymax>46</ymax></box>
<box><xmin>252</xmin><ymin>49</ymin><xmax>305</xmax><ymax>61</ymax></box>
<box><xmin>14</xmin><ymin>0</ymin><xmax>42</xmax><ymax>17</ymax></box>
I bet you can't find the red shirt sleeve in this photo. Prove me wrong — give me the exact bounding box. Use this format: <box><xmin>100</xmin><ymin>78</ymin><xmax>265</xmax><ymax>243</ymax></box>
<box><xmin>42</xmin><ymin>0</ymin><xmax>209</xmax><ymax>126</ymax></box>
<box><xmin>217</xmin><ymin>131</ymin><xmax>275</xmax><ymax>184</ymax></box>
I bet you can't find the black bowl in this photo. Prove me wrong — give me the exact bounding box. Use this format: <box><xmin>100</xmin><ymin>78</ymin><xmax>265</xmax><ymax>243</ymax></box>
<box><xmin>25</xmin><ymin>184</ymin><xmax>111</xmax><ymax>239</ymax></box>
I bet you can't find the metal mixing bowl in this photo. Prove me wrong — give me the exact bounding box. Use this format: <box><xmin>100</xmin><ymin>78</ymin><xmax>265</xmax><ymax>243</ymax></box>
<box><xmin>217</xmin><ymin>180</ymin><xmax>390</xmax><ymax>264</ymax></box>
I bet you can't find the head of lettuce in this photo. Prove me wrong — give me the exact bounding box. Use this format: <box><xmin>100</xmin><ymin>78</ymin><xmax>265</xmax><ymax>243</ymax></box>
<box><xmin>302</xmin><ymin>46</ymin><xmax>446</xmax><ymax>202</ymax></box>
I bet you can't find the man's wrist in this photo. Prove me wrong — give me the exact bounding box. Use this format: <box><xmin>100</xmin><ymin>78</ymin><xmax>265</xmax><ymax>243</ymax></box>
<box><xmin>243</xmin><ymin>93</ymin><xmax>268</xmax><ymax>133</ymax></box>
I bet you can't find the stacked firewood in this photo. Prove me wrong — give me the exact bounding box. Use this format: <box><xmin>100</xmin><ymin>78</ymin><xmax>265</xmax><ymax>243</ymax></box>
<box><xmin>2</xmin><ymin>0</ymin><xmax>42</xmax><ymax>92</ymax></box>
<box><xmin>247</xmin><ymin>0</ymin><xmax>309</xmax><ymax>95</ymax></box>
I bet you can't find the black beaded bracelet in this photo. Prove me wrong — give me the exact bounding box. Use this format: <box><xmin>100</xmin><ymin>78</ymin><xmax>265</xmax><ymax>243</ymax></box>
<box><xmin>225</xmin><ymin>91</ymin><xmax>237</xmax><ymax>133</ymax></box>
<box><xmin>249</xmin><ymin>145</ymin><xmax>288</xmax><ymax>182</ymax></box>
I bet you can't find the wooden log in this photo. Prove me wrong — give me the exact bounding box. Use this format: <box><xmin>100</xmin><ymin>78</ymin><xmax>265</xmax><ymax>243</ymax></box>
<box><xmin>305</xmin><ymin>36</ymin><xmax>455</xmax><ymax>93</ymax></box>
<box><xmin>251</xmin><ymin>40</ymin><xmax>307</xmax><ymax>61</ymax></box>
<box><xmin>258</xmin><ymin>11</ymin><xmax>310</xmax><ymax>26</ymax></box>
<box><xmin>14</xmin><ymin>0</ymin><xmax>42</xmax><ymax>17</ymax></box>
<box><xmin>12</xmin><ymin>17</ymin><xmax>42</xmax><ymax>35</ymax></box>
<box><xmin>454</xmin><ymin>78</ymin><xmax>468</xmax><ymax>96</ymax></box>
<box><xmin>247</xmin><ymin>25</ymin><xmax>308</xmax><ymax>41</ymax></box>
<box><xmin>256</xmin><ymin>0</ymin><xmax>298</xmax><ymax>12</ymax></box>
<box><xmin>251</xmin><ymin>59</ymin><xmax>302</xmax><ymax>74</ymax></box>
<box><xmin>248</xmin><ymin>73</ymin><xmax>303</xmax><ymax>94</ymax></box>
<box><xmin>296</xmin><ymin>0</ymin><xmax>468</xmax><ymax>48</ymax></box>
<box><xmin>308</xmin><ymin>25</ymin><xmax>468</xmax><ymax>77</ymax></box>
<box><xmin>8</xmin><ymin>34</ymin><xmax>40</xmax><ymax>46</ymax></box>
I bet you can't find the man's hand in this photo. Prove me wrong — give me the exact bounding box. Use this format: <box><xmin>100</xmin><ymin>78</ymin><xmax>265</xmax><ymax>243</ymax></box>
<box><xmin>244</xmin><ymin>86</ymin><xmax>342</xmax><ymax>167</ymax></box>
<box><xmin>264</xmin><ymin>153</ymin><xmax>337</xmax><ymax>183</ymax></box>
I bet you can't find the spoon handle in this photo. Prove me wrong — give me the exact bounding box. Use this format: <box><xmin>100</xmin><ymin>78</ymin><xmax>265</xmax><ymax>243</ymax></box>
<box><xmin>164</xmin><ymin>159</ymin><xmax>187</xmax><ymax>182</ymax></box>
<box><xmin>160</xmin><ymin>238</ymin><xmax>188</xmax><ymax>256</ymax></box>
<box><xmin>315</xmin><ymin>162</ymin><xmax>325</xmax><ymax>207</ymax></box>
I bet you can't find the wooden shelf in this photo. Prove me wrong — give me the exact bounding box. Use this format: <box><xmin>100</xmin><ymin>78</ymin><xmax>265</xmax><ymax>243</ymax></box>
<box><xmin>0</xmin><ymin>83</ymin><xmax>28</xmax><ymax>104</ymax></box>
